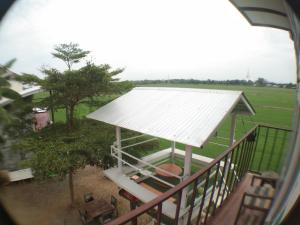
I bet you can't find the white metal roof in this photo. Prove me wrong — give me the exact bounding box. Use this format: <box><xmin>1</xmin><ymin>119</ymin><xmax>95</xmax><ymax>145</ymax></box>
<box><xmin>87</xmin><ymin>87</ymin><xmax>255</xmax><ymax>147</ymax></box>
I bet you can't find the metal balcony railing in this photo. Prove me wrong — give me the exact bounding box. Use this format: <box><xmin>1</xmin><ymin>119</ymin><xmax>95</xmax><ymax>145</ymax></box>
<box><xmin>249</xmin><ymin>124</ymin><xmax>291</xmax><ymax>173</ymax></box>
<box><xmin>107</xmin><ymin>124</ymin><xmax>291</xmax><ymax>225</ymax></box>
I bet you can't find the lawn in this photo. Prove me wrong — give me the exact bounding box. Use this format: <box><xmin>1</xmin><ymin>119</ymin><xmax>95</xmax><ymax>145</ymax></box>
<box><xmin>33</xmin><ymin>84</ymin><xmax>296</xmax><ymax>162</ymax></box>
<box><xmin>138</xmin><ymin>84</ymin><xmax>296</xmax><ymax>160</ymax></box>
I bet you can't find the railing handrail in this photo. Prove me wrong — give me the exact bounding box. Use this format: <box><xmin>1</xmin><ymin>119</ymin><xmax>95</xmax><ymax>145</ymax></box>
<box><xmin>258</xmin><ymin>124</ymin><xmax>292</xmax><ymax>132</ymax></box>
<box><xmin>111</xmin><ymin>145</ymin><xmax>183</xmax><ymax>180</ymax></box>
<box><xmin>107</xmin><ymin>125</ymin><xmax>259</xmax><ymax>225</ymax></box>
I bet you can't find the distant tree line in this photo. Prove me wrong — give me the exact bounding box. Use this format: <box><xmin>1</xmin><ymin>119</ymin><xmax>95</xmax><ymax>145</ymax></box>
<box><xmin>133</xmin><ymin>78</ymin><xmax>296</xmax><ymax>89</ymax></box>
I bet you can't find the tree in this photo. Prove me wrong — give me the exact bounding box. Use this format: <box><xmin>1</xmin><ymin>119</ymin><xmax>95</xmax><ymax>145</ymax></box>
<box><xmin>4</xmin><ymin>95</ymin><xmax>35</xmax><ymax>160</ymax></box>
<box><xmin>52</xmin><ymin>43</ymin><xmax>90</xmax><ymax>70</ymax></box>
<box><xmin>20</xmin><ymin>43</ymin><xmax>124</xmax><ymax>129</ymax></box>
<box><xmin>37</xmin><ymin>62</ymin><xmax>124</xmax><ymax>129</ymax></box>
<box><xmin>0</xmin><ymin>59</ymin><xmax>21</xmax><ymax>150</ymax></box>
<box><xmin>255</xmin><ymin>77</ymin><xmax>267</xmax><ymax>86</ymax></box>
<box><xmin>14</xmin><ymin>43</ymin><xmax>132</xmax><ymax>205</ymax></box>
<box><xmin>0</xmin><ymin>59</ymin><xmax>20</xmax><ymax>124</ymax></box>
<box><xmin>14</xmin><ymin>120</ymin><xmax>115</xmax><ymax>205</ymax></box>
<box><xmin>19</xmin><ymin>65</ymin><xmax>125</xmax><ymax>129</ymax></box>
<box><xmin>15</xmin><ymin>119</ymin><xmax>158</xmax><ymax>205</ymax></box>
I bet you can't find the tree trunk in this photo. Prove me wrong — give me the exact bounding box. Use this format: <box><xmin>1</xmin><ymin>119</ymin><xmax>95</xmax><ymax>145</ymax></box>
<box><xmin>69</xmin><ymin>105</ymin><xmax>75</xmax><ymax>130</ymax></box>
<box><xmin>69</xmin><ymin>169</ymin><xmax>75</xmax><ymax>206</ymax></box>
<box><xmin>65</xmin><ymin>106</ymin><xmax>69</xmax><ymax>126</ymax></box>
<box><xmin>49</xmin><ymin>90</ymin><xmax>55</xmax><ymax>123</ymax></box>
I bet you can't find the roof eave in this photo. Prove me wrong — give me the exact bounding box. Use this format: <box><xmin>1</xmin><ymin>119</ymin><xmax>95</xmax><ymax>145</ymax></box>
<box><xmin>229</xmin><ymin>0</ymin><xmax>291</xmax><ymax>32</ymax></box>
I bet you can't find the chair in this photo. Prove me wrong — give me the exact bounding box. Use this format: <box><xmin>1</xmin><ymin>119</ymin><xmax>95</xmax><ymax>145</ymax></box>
<box><xmin>78</xmin><ymin>209</ymin><xmax>98</xmax><ymax>225</ymax></box>
<box><xmin>99</xmin><ymin>212</ymin><xmax>115</xmax><ymax>225</ymax></box>
<box><xmin>234</xmin><ymin>175</ymin><xmax>276</xmax><ymax>225</ymax></box>
<box><xmin>111</xmin><ymin>195</ymin><xmax>118</xmax><ymax>218</ymax></box>
<box><xmin>98</xmin><ymin>197</ymin><xmax>118</xmax><ymax>225</ymax></box>
<box><xmin>78</xmin><ymin>209</ymin><xmax>88</xmax><ymax>225</ymax></box>
<box><xmin>84</xmin><ymin>192</ymin><xmax>94</xmax><ymax>203</ymax></box>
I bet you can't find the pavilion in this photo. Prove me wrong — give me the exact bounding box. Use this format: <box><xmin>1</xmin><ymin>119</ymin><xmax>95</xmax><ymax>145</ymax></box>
<box><xmin>87</xmin><ymin>87</ymin><xmax>255</xmax><ymax>220</ymax></box>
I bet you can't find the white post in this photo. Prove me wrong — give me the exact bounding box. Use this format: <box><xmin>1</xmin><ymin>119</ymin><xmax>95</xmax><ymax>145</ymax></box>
<box><xmin>229</xmin><ymin>113</ymin><xmax>237</xmax><ymax>146</ymax></box>
<box><xmin>171</xmin><ymin>141</ymin><xmax>176</xmax><ymax>162</ymax></box>
<box><xmin>181</xmin><ymin>145</ymin><xmax>193</xmax><ymax>208</ymax></box>
<box><xmin>116</xmin><ymin>126</ymin><xmax>122</xmax><ymax>171</ymax></box>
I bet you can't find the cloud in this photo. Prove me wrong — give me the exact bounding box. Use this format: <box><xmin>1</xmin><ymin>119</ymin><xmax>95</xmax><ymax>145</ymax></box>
<box><xmin>0</xmin><ymin>0</ymin><xmax>296</xmax><ymax>83</ymax></box>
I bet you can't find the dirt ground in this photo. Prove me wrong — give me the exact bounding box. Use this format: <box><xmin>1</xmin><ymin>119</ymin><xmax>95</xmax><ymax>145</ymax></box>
<box><xmin>0</xmin><ymin>166</ymin><xmax>151</xmax><ymax>225</ymax></box>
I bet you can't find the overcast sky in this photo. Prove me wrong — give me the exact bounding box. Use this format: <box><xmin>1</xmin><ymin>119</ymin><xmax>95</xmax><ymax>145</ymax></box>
<box><xmin>0</xmin><ymin>0</ymin><xmax>297</xmax><ymax>83</ymax></box>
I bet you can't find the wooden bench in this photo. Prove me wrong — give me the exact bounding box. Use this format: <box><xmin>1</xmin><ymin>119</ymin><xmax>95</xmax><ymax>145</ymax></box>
<box><xmin>234</xmin><ymin>175</ymin><xmax>277</xmax><ymax>225</ymax></box>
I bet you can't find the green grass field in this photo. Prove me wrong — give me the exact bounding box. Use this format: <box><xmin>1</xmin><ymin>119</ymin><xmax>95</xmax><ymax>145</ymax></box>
<box><xmin>34</xmin><ymin>84</ymin><xmax>296</xmax><ymax>162</ymax></box>
<box><xmin>138</xmin><ymin>84</ymin><xmax>296</xmax><ymax>161</ymax></box>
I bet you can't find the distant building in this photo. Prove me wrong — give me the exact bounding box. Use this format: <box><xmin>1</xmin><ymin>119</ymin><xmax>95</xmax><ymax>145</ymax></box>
<box><xmin>0</xmin><ymin>66</ymin><xmax>41</xmax><ymax>107</ymax></box>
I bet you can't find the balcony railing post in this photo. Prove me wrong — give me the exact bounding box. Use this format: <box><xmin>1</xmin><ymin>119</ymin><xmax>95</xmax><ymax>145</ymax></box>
<box><xmin>275</xmin><ymin>131</ymin><xmax>288</xmax><ymax>171</ymax></box>
<box><xmin>258</xmin><ymin>127</ymin><xmax>270</xmax><ymax>172</ymax></box>
<box><xmin>174</xmin><ymin>190</ymin><xmax>183</xmax><ymax>225</ymax></box>
<box><xmin>156</xmin><ymin>203</ymin><xmax>162</xmax><ymax>225</ymax></box>
<box><xmin>214</xmin><ymin>154</ymin><xmax>228</xmax><ymax>211</ymax></box>
<box><xmin>250</xmin><ymin>126</ymin><xmax>260</xmax><ymax>171</ymax></box>
<box><xmin>267</xmin><ymin>129</ymin><xmax>279</xmax><ymax>170</ymax></box>
<box><xmin>204</xmin><ymin>162</ymin><xmax>221</xmax><ymax>224</ymax></box>
<box><xmin>196</xmin><ymin>168</ymin><xmax>211</xmax><ymax>225</ymax></box>
<box><xmin>187</xmin><ymin>178</ymin><xmax>199</xmax><ymax>225</ymax></box>
<box><xmin>131</xmin><ymin>218</ymin><xmax>137</xmax><ymax>225</ymax></box>
<box><xmin>229</xmin><ymin>144</ymin><xmax>240</xmax><ymax>192</ymax></box>
<box><xmin>246</xmin><ymin>131</ymin><xmax>257</xmax><ymax>172</ymax></box>
<box><xmin>240</xmin><ymin>138</ymin><xmax>251</xmax><ymax>176</ymax></box>
<box><xmin>236</xmin><ymin>140</ymin><xmax>246</xmax><ymax>183</ymax></box>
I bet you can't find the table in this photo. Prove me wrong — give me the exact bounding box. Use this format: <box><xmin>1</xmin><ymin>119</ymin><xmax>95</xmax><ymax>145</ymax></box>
<box><xmin>83</xmin><ymin>199</ymin><xmax>115</xmax><ymax>220</ymax></box>
<box><xmin>155</xmin><ymin>163</ymin><xmax>182</xmax><ymax>177</ymax></box>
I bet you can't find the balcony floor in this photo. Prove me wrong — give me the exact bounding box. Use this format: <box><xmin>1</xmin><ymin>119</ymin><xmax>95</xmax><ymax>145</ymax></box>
<box><xmin>207</xmin><ymin>173</ymin><xmax>254</xmax><ymax>225</ymax></box>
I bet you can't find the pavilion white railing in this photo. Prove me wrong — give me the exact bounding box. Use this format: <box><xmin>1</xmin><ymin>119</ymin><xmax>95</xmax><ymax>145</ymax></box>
<box><xmin>110</xmin><ymin>135</ymin><xmax>236</xmax><ymax>213</ymax></box>
<box><xmin>111</xmin><ymin>144</ymin><xmax>182</xmax><ymax>187</ymax></box>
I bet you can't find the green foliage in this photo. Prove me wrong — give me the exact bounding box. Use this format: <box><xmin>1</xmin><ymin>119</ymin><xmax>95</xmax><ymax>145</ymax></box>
<box><xmin>4</xmin><ymin>96</ymin><xmax>35</xmax><ymax>147</ymax></box>
<box><xmin>41</xmin><ymin>62</ymin><xmax>124</xmax><ymax>128</ymax></box>
<box><xmin>52</xmin><ymin>42</ymin><xmax>90</xmax><ymax>70</ymax></box>
<box><xmin>0</xmin><ymin>59</ymin><xmax>22</xmax><ymax>162</ymax></box>
<box><xmin>15</xmin><ymin>119</ymin><xmax>161</xmax><ymax>178</ymax></box>
<box><xmin>18</xmin><ymin>43</ymin><xmax>131</xmax><ymax>130</ymax></box>
<box><xmin>255</xmin><ymin>77</ymin><xmax>268</xmax><ymax>86</ymax></box>
<box><xmin>15</xmin><ymin>119</ymin><xmax>116</xmax><ymax>179</ymax></box>
<box><xmin>20</xmin><ymin>60</ymin><xmax>125</xmax><ymax>129</ymax></box>
<box><xmin>9</xmin><ymin>43</ymin><xmax>131</xmax><ymax>203</ymax></box>
<box><xmin>0</xmin><ymin>58</ymin><xmax>16</xmax><ymax>74</ymax></box>
<box><xmin>0</xmin><ymin>59</ymin><xmax>21</xmax><ymax>124</ymax></box>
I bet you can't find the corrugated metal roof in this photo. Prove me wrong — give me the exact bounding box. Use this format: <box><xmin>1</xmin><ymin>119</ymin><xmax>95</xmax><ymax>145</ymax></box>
<box><xmin>87</xmin><ymin>87</ymin><xmax>255</xmax><ymax>147</ymax></box>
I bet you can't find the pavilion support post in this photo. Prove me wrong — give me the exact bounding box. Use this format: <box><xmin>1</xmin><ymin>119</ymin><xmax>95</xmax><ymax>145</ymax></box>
<box><xmin>181</xmin><ymin>145</ymin><xmax>193</xmax><ymax>208</ymax></box>
<box><xmin>116</xmin><ymin>126</ymin><xmax>122</xmax><ymax>172</ymax></box>
<box><xmin>171</xmin><ymin>141</ymin><xmax>176</xmax><ymax>163</ymax></box>
<box><xmin>229</xmin><ymin>112</ymin><xmax>237</xmax><ymax>146</ymax></box>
